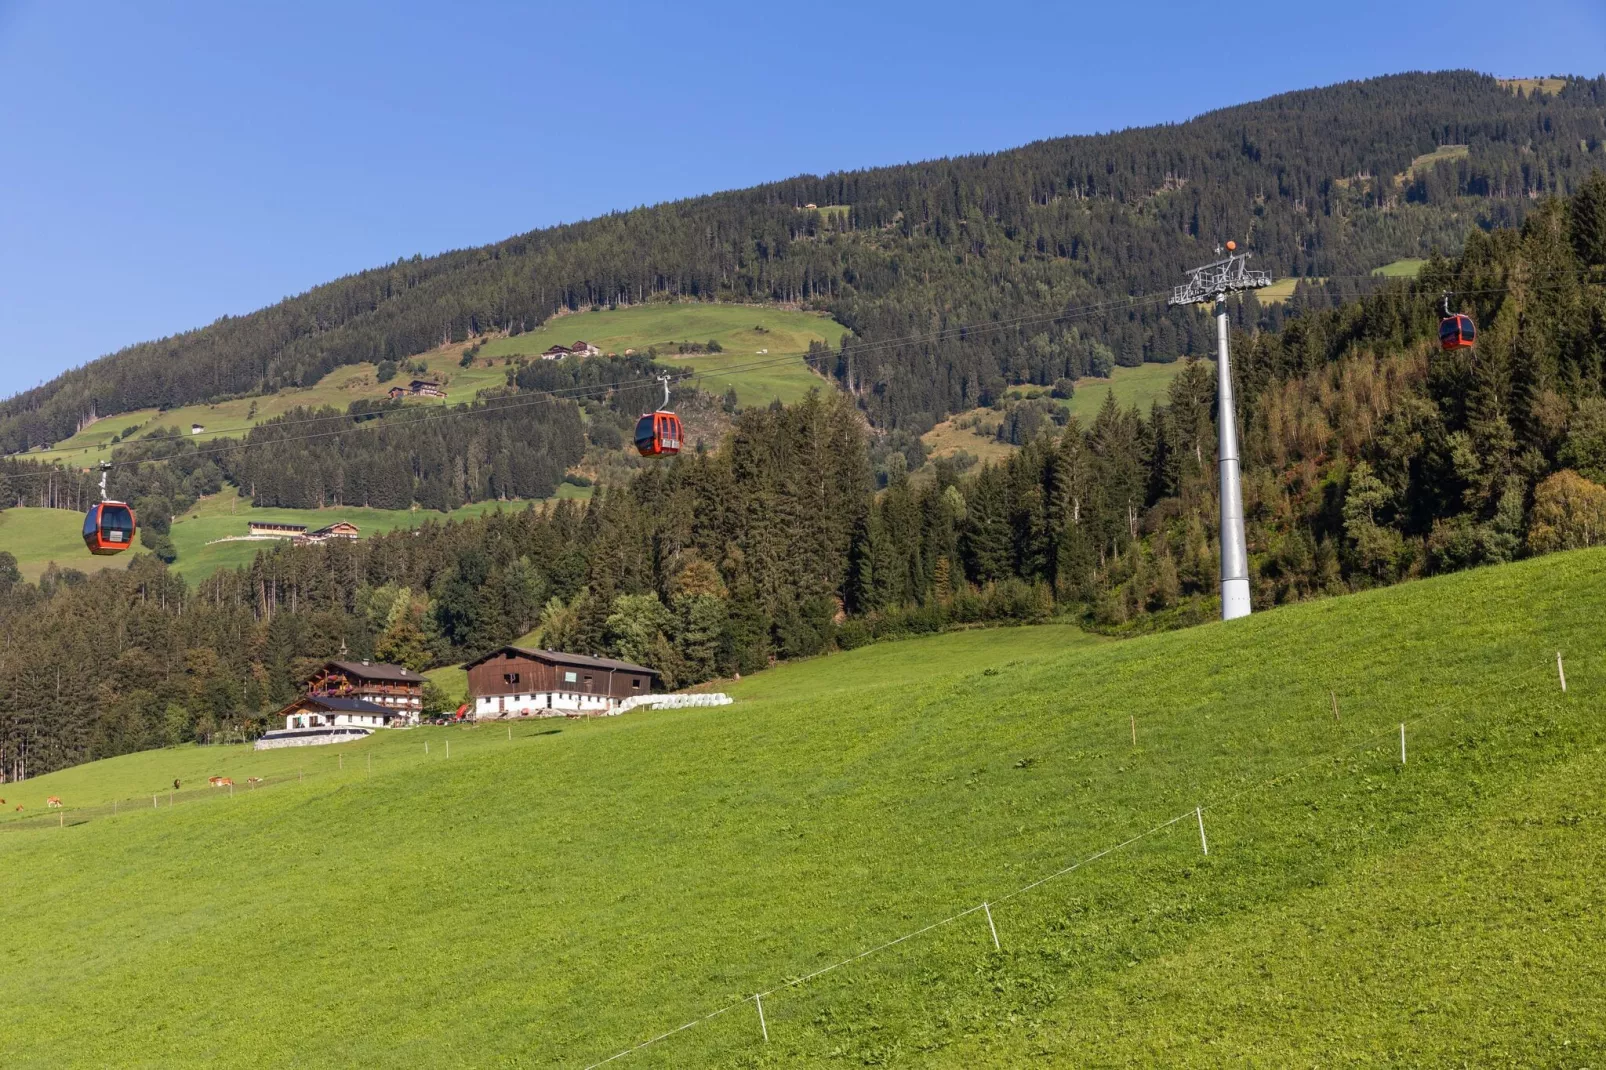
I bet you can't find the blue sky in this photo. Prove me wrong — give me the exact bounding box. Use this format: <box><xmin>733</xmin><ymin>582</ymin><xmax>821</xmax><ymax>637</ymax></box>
<box><xmin>1</xmin><ymin>0</ymin><xmax>1602</xmax><ymax>398</ymax></box>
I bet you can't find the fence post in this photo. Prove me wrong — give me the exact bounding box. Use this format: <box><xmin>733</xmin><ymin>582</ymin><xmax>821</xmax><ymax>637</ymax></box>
<box><xmin>754</xmin><ymin>994</ymin><xmax>769</xmax><ymax>1042</ymax></box>
<box><xmin>59</xmin><ymin>810</ymin><xmax>64</xmax><ymax>829</ymax></box>
<box><xmin>1558</xmin><ymin>651</ymin><xmax>1567</xmax><ymax>693</ymax></box>
<box><xmin>113</xmin><ymin>798</ymin><xmax>117</xmax><ymax>815</ymax></box>
<box><xmin>508</xmin><ymin>725</ymin><xmax>512</xmax><ymax>741</ymax></box>
<box><xmin>983</xmin><ymin>901</ymin><xmax>1001</xmax><ymax>951</ymax></box>
<box><xmin>1196</xmin><ymin>806</ymin><xmax>1209</xmax><ymax>855</ymax></box>
<box><xmin>446</xmin><ymin>741</ymin><xmax>450</xmax><ymax>759</ymax></box>
<box><xmin>1330</xmin><ymin>690</ymin><xmax>1340</xmax><ymax>723</ymax></box>
<box><xmin>229</xmin><ymin>781</ymin><xmax>234</xmax><ymax>797</ymax></box>
<box><xmin>1400</xmin><ymin>723</ymin><xmax>1407</xmax><ymax>766</ymax></box>
<box><xmin>339</xmin><ymin>753</ymin><xmax>343</xmax><ymax>772</ymax></box>
<box><xmin>153</xmin><ymin>794</ymin><xmax>157</xmax><ymax>810</ymax></box>
<box><xmin>1129</xmin><ymin>714</ymin><xmax>1136</xmax><ymax>746</ymax></box>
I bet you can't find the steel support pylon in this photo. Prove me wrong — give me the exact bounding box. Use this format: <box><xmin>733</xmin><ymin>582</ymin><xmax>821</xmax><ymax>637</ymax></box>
<box><xmin>1170</xmin><ymin>246</ymin><xmax>1267</xmax><ymax>621</ymax></box>
<box><xmin>1214</xmin><ymin>303</ymin><xmax>1250</xmax><ymax>620</ymax></box>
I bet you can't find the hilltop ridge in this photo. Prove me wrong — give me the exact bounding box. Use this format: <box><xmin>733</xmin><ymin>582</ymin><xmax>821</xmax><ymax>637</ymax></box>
<box><xmin>4</xmin><ymin>70</ymin><xmax>1604</xmax><ymax>449</ymax></box>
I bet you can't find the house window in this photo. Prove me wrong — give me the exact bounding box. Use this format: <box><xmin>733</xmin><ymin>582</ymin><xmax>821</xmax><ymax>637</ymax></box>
<box><xmin>583</xmin><ymin>675</ymin><xmax>593</xmax><ymax>692</ymax></box>
<box><xmin>504</xmin><ymin>672</ymin><xmax>521</xmax><ymax>685</ymax></box>
<box><xmin>631</xmin><ymin>678</ymin><xmax>642</xmax><ymax>690</ymax></box>
<box><xmin>564</xmin><ymin>671</ymin><xmax>578</xmax><ymax>683</ymax></box>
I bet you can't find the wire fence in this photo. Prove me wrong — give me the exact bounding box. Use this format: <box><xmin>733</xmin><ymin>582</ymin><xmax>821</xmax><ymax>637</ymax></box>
<box><xmin>0</xmin><ymin>768</ymin><xmax>318</xmax><ymax>832</ymax></box>
<box><xmin>580</xmin><ymin>650</ymin><xmax>1576</xmax><ymax>1068</ymax></box>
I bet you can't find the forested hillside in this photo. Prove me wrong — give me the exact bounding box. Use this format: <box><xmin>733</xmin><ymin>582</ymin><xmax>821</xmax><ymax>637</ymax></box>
<box><xmin>3</xmin><ymin>171</ymin><xmax>1605</xmax><ymax>780</ymax></box>
<box><xmin>4</xmin><ymin>71</ymin><xmax>1604</xmax><ymax>454</ymax></box>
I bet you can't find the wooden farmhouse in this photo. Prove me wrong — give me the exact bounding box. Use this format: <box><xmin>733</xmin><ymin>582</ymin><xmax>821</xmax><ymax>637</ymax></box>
<box><xmin>462</xmin><ymin>647</ymin><xmax>657</xmax><ymax>718</ymax></box>
<box><xmin>294</xmin><ymin>521</ymin><xmax>360</xmax><ymax>545</ymax></box>
<box><xmin>570</xmin><ymin>340</ymin><xmax>602</xmax><ymax>357</ymax></box>
<box><xmin>303</xmin><ymin>659</ymin><xmax>426</xmax><ymax>721</ymax></box>
<box><xmin>541</xmin><ymin>345</ymin><xmax>571</xmax><ymax>360</ymax></box>
<box><xmin>278</xmin><ymin>695</ymin><xmax>404</xmax><ymax>731</ymax></box>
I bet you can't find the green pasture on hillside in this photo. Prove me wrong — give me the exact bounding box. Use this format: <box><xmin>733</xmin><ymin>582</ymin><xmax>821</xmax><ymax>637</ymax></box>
<box><xmin>477</xmin><ymin>303</ymin><xmax>846</xmax><ymax>407</ymax></box>
<box><xmin>0</xmin><ymin>485</ymin><xmax>590</xmax><ymax>583</ymax></box>
<box><xmin>929</xmin><ymin>362</ymin><xmax>1204</xmax><ymax>463</ymax></box>
<box><xmin>1374</xmin><ymin>257</ymin><xmax>1428</xmax><ymax>278</ymax></box>
<box><xmin>2</xmin><ymin>550</ymin><xmax>1604</xmax><ymax>1065</ymax></box>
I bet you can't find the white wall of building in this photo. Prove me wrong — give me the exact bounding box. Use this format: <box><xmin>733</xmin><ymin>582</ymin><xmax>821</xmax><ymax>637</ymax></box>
<box><xmin>474</xmin><ymin>691</ymin><xmax>617</xmax><ymax>719</ymax></box>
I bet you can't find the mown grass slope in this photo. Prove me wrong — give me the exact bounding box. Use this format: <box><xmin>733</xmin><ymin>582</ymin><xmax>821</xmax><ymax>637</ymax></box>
<box><xmin>2</xmin><ymin>552</ymin><xmax>1603</xmax><ymax>1067</ymax></box>
<box><xmin>478</xmin><ymin>303</ymin><xmax>845</xmax><ymax>407</ymax></box>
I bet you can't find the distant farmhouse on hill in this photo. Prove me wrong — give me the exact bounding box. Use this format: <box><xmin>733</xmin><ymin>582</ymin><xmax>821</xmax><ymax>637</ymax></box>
<box><xmin>244</xmin><ymin>519</ymin><xmax>358</xmax><ymax>544</ymax></box>
<box><xmin>539</xmin><ymin>340</ymin><xmax>601</xmax><ymax>361</ymax></box>
<box><xmin>296</xmin><ymin>521</ymin><xmax>359</xmax><ymax>545</ymax></box>
<box><xmin>387</xmin><ymin>379</ymin><xmax>446</xmax><ymax>400</ymax></box>
<box><xmin>248</xmin><ymin>520</ymin><xmax>308</xmax><ymax>538</ymax></box>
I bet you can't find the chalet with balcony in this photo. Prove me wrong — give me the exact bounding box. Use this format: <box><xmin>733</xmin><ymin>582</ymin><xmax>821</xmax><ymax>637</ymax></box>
<box><xmin>541</xmin><ymin>345</ymin><xmax>571</xmax><ymax>360</ymax></box>
<box><xmin>462</xmin><ymin>647</ymin><xmax>656</xmax><ymax>718</ymax></box>
<box><xmin>303</xmin><ymin>659</ymin><xmax>426</xmax><ymax>722</ymax></box>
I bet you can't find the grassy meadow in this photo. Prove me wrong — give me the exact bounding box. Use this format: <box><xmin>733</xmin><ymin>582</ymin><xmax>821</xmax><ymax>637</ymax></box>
<box><xmin>926</xmin><ymin>362</ymin><xmax>1204</xmax><ymax>463</ymax></box>
<box><xmin>26</xmin><ymin>302</ymin><xmax>836</xmax><ymax>462</ymax></box>
<box><xmin>0</xmin><ymin>485</ymin><xmax>591</xmax><ymax>583</ymax></box>
<box><xmin>2</xmin><ymin>549</ymin><xmax>1603</xmax><ymax>1066</ymax></box>
<box><xmin>477</xmin><ymin>303</ymin><xmax>846</xmax><ymax>408</ymax></box>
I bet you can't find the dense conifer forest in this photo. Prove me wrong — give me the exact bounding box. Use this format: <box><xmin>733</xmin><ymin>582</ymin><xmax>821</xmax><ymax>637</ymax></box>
<box><xmin>3</xmin><ymin>71</ymin><xmax>1605</xmax><ymax>458</ymax></box>
<box><xmin>2</xmin><ymin>171</ymin><xmax>1605</xmax><ymax>781</ymax></box>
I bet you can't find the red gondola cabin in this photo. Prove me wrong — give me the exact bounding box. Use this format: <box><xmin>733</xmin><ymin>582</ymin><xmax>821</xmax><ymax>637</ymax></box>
<box><xmin>1439</xmin><ymin>313</ymin><xmax>1476</xmax><ymax>351</ymax></box>
<box><xmin>82</xmin><ymin>501</ymin><xmax>137</xmax><ymax>555</ymax></box>
<box><xmin>634</xmin><ymin>411</ymin><xmax>683</xmax><ymax>457</ymax></box>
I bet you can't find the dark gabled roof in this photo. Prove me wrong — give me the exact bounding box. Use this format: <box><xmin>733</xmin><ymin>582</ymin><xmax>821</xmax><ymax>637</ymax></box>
<box><xmin>278</xmin><ymin>695</ymin><xmax>394</xmax><ymax>715</ymax></box>
<box><xmin>460</xmin><ymin>645</ymin><xmax>656</xmax><ymax>676</ymax></box>
<box><xmin>322</xmin><ymin>659</ymin><xmax>426</xmax><ymax>683</ymax></box>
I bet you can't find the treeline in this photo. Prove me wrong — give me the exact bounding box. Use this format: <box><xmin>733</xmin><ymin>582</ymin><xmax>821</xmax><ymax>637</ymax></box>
<box><xmin>3</xmin><ymin>175</ymin><xmax>1605</xmax><ymax>781</ymax></box>
<box><xmin>5</xmin><ymin>72</ymin><xmax>1605</xmax><ymax>451</ymax></box>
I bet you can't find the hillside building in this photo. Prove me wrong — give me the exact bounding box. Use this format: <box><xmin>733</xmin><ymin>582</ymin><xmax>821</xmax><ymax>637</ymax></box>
<box><xmin>570</xmin><ymin>340</ymin><xmax>602</xmax><ymax>357</ymax></box>
<box><xmin>248</xmin><ymin>520</ymin><xmax>308</xmax><ymax>538</ymax></box>
<box><xmin>409</xmin><ymin>379</ymin><xmax>446</xmax><ymax>398</ymax></box>
<box><xmin>303</xmin><ymin>659</ymin><xmax>426</xmax><ymax>721</ymax></box>
<box><xmin>294</xmin><ymin>521</ymin><xmax>360</xmax><ymax>545</ymax></box>
<box><xmin>462</xmin><ymin>647</ymin><xmax>656</xmax><ymax>718</ymax></box>
<box><xmin>541</xmin><ymin>345</ymin><xmax>571</xmax><ymax>360</ymax></box>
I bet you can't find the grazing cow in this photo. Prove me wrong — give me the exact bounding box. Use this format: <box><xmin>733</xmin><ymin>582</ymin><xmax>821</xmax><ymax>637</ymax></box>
<box><xmin>46</xmin><ymin>797</ymin><xmax>62</xmax><ymax>808</ymax></box>
<box><xmin>246</xmin><ymin>777</ymin><xmax>263</xmax><ymax>787</ymax></box>
<box><xmin>173</xmin><ymin>779</ymin><xmax>181</xmax><ymax>791</ymax></box>
<box><xmin>208</xmin><ymin>776</ymin><xmax>226</xmax><ymax>787</ymax></box>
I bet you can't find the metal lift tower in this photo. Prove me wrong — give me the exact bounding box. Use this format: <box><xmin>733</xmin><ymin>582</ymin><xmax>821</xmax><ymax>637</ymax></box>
<box><xmin>1169</xmin><ymin>243</ymin><xmax>1271</xmax><ymax>620</ymax></box>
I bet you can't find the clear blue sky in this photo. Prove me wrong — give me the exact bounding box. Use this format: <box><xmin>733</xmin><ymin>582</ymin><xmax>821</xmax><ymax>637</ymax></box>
<box><xmin>1</xmin><ymin>0</ymin><xmax>1602</xmax><ymax>399</ymax></box>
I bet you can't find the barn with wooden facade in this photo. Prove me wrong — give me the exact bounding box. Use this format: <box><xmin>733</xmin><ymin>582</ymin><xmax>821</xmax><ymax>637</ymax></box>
<box><xmin>462</xmin><ymin>647</ymin><xmax>656</xmax><ymax>718</ymax></box>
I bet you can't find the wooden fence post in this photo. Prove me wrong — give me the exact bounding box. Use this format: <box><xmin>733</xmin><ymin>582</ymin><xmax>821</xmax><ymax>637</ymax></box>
<box><xmin>1196</xmin><ymin>806</ymin><xmax>1209</xmax><ymax>855</ymax></box>
<box><xmin>1558</xmin><ymin>651</ymin><xmax>1567</xmax><ymax>693</ymax></box>
<box><xmin>1330</xmin><ymin>690</ymin><xmax>1340</xmax><ymax>723</ymax></box>
<box><xmin>983</xmin><ymin>901</ymin><xmax>1001</xmax><ymax>950</ymax></box>
<box><xmin>754</xmin><ymin>993</ymin><xmax>768</xmax><ymax>1042</ymax></box>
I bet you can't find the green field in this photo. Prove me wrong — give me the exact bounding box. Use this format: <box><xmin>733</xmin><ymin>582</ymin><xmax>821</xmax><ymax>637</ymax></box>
<box><xmin>28</xmin><ymin>354</ymin><xmax>512</xmax><ymax>461</ymax></box>
<box><xmin>0</xmin><ymin>485</ymin><xmax>591</xmax><ymax>583</ymax></box>
<box><xmin>1373</xmin><ymin>257</ymin><xmax>1428</xmax><ymax>278</ymax></box>
<box><xmin>926</xmin><ymin>362</ymin><xmax>1205</xmax><ymax>462</ymax></box>
<box><xmin>477</xmin><ymin>303</ymin><xmax>846</xmax><ymax>408</ymax></box>
<box><xmin>2</xmin><ymin>549</ymin><xmax>1602</xmax><ymax>1066</ymax></box>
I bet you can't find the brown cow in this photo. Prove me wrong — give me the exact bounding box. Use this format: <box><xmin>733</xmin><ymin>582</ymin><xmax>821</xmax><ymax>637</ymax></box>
<box><xmin>173</xmin><ymin>779</ymin><xmax>181</xmax><ymax>791</ymax></box>
<box><xmin>46</xmin><ymin>797</ymin><xmax>62</xmax><ymax>808</ymax></box>
<box><xmin>246</xmin><ymin>777</ymin><xmax>263</xmax><ymax>787</ymax></box>
<box><xmin>208</xmin><ymin>776</ymin><xmax>227</xmax><ymax>788</ymax></box>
